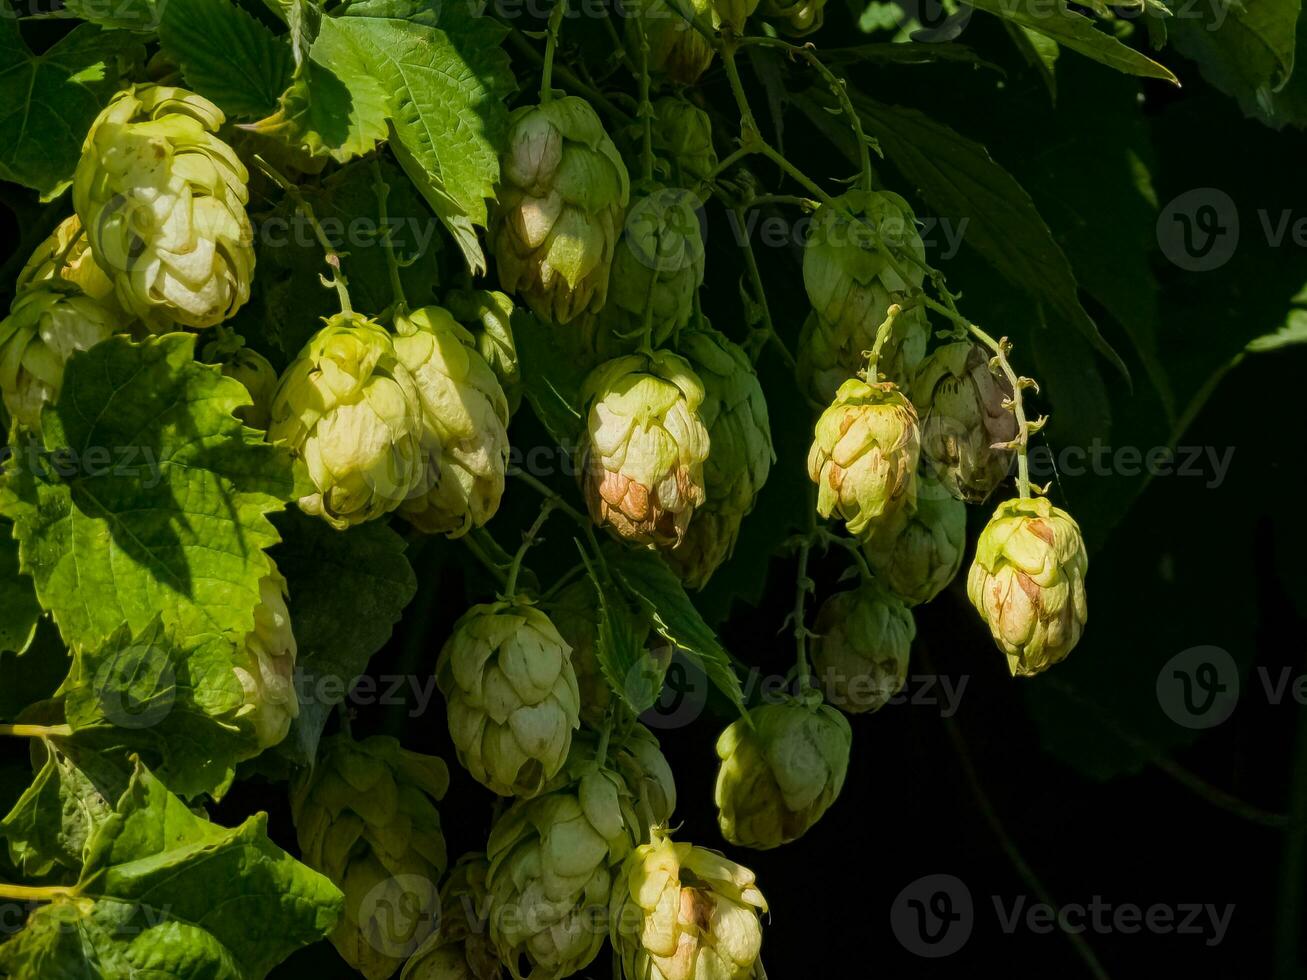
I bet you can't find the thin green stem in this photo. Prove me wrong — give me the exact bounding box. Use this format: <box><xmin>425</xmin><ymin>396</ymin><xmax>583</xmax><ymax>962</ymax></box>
<box><xmin>255</xmin><ymin>155</ymin><xmax>352</xmax><ymax>314</ymax></box>
<box><xmin>0</xmin><ymin>883</ymin><xmax>79</xmax><ymax>902</ymax></box>
<box><xmin>635</xmin><ymin>12</ymin><xmax>654</xmax><ymax>184</ymax></box>
<box><xmin>511</xmin><ymin>470</ymin><xmax>603</xmax><ymax>558</ymax></box>
<box><xmin>0</xmin><ymin>724</ymin><xmax>72</xmax><ymax>738</ymax></box>
<box><xmin>505</xmin><ymin>500</ymin><xmax>556</xmax><ymax>598</ymax></box>
<box><xmin>816</xmin><ymin>528</ymin><xmax>872</xmax><ymax>584</ymax></box>
<box><xmin>371</xmin><ymin>157</ymin><xmax>407</xmax><ymax>314</ymax></box>
<box><xmin>730</xmin><ymin>205</ymin><xmax>795</xmax><ymax>371</ymax></box>
<box><xmin>462</xmin><ymin>532</ymin><xmax>510</xmax><ymax>587</ymax></box>
<box><xmin>720</xmin><ymin>38</ymin><xmax>761</xmax><ymax>144</ymax></box>
<box><xmin>540</xmin><ymin>0</ymin><xmax>567</xmax><ymax>103</ymax></box>
<box><xmin>508</xmin><ymin>29</ymin><xmax>629</xmax><ymax>124</ymax></box>
<box><xmin>602</xmin><ymin>3</ymin><xmax>637</xmax><ymax>74</ymax></box>
<box><xmin>707</xmin><ymin>145</ymin><xmax>754</xmax><ymax>181</ymax></box>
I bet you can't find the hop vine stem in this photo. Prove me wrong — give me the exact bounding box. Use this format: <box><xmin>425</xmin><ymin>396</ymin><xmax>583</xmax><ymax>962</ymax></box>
<box><xmin>0</xmin><ymin>723</ymin><xmax>72</xmax><ymax>738</ymax></box>
<box><xmin>254</xmin><ymin>155</ymin><xmax>352</xmax><ymax>314</ymax></box>
<box><xmin>505</xmin><ymin>499</ymin><xmax>557</xmax><ymax>598</ymax></box>
<box><xmin>0</xmin><ymin>883</ymin><xmax>78</xmax><ymax>903</ymax></box>
<box><xmin>539</xmin><ymin>0</ymin><xmax>567</xmax><ymax>103</ymax></box>
<box><xmin>371</xmin><ymin>157</ymin><xmax>408</xmax><ymax>314</ymax></box>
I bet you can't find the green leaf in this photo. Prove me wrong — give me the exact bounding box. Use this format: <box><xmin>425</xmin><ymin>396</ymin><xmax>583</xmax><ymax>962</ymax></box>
<box><xmin>271</xmin><ymin>509</ymin><xmax>416</xmax><ymax>763</ymax></box>
<box><xmin>1247</xmin><ymin>300</ymin><xmax>1307</xmax><ymax>351</ymax></box>
<box><xmin>62</xmin><ymin>619</ymin><xmax>256</xmax><ymax>799</ymax></box>
<box><xmin>512</xmin><ymin>311</ymin><xmax>588</xmax><ymax>450</ymax></box>
<box><xmin>838</xmin><ymin>90</ymin><xmax>1130</xmax><ymax>379</ymax></box>
<box><xmin>1168</xmin><ymin>0</ymin><xmax>1301</xmax><ymax>123</ymax></box>
<box><xmin>0</xmin><ymin>740</ymin><xmax>128</xmax><ymax>879</ymax></box>
<box><xmin>966</xmin><ymin>0</ymin><xmax>1178</xmax><ymax>82</ymax></box>
<box><xmin>62</xmin><ymin>0</ymin><xmax>163</xmax><ymax>31</ymax></box>
<box><xmin>606</xmin><ymin>548</ymin><xmax>746</xmax><ymax>713</ymax></box>
<box><xmin>0</xmin><ymin>527</ymin><xmax>40</xmax><ymax>655</ymax></box>
<box><xmin>0</xmin><ymin>760</ymin><xmax>342</xmax><ymax>980</ymax></box>
<box><xmin>158</xmin><ymin>0</ymin><xmax>294</xmax><ymax>118</ymax></box>
<box><xmin>0</xmin><ymin>18</ymin><xmax>142</xmax><ymax>198</ymax></box>
<box><xmin>0</xmin><ymin>334</ymin><xmax>299</xmax><ymax>654</ymax></box>
<box><xmin>1005</xmin><ymin>22</ymin><xmax>1060</xmax><ymax>101</ymax></box>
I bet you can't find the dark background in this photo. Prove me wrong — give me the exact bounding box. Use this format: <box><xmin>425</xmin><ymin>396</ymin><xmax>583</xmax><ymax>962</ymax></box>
<box><xmin>3</xmin><ymin>1</ymin><xmax>1307</xmax><ymax>976</ymax></box>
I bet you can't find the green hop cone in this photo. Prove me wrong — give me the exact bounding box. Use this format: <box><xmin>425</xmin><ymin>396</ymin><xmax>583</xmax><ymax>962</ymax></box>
<box><xmin>601</xmin><ymin>187</ymin><xmax>706</xmax><ymax>348</ymax></box>
<box><xmin>800</xmin><ymin>189</ymin><xmax>928</xmax><ymax>399</ymax></box>
<box><xmin>626</xmin><ymin>0</ymin><xmax>716</xmax><ymax>85</ymax></box>
<box><xmin>644</xmin><ymin>97</ymin><xmax>717</xmax><ymax>198</ymax></box>
<box><xmin>446</xmin><ymin>289</ymin><xmax>522</xmax><ymax>415</ymax></box>
<box><xmin>231</xmin><ymin>563</ymin><xmax>298</xmax><ymax>750</ymax></box>
<box><xmin>291</xmin><ymin>734</ymin><xmax>451</xmax><ymax>980</ymax></box>
<box><xmin>810</xmin><ymin>581</ymin><xmax>916</xmax><ymax>714</ymax></box>
<box><xmin>759</xmin><ymin>0</ymin><xmax>823</xmax><ymax>32</ymax></box>
<box><xmin>393</xmin><ymin>306</ymin><xmax>511</xmax><ymax>538</ymax></box>
<box><xmin>807</xmin><ymin>377</ymin><xmax>920</xmax><ymax>537</ymax></box>
<box><xmin>712</xmin><ymin>0</ymin><xmax>760</xmax><ymax>29</ymax></box>
<box><xmin>580</xmin><ymin>351</ymin><xmax>711</xmax><ymax>548</ymax></box>
<box><xmin>714</xmin><ymin>694</ymin><xmax>851</xmax><ymax>850</ymax></box>
<box><xmin>73</xmin><ymin>84</ymin><xmax>254</xmax><ymax>330</ymax></box>
<box><xmin>967</xmin><ymin>496</ymin><xmax>1088</xmax><ymax>676</ymax></box>
<box><xmin>862</xmin><ymin>473</ymin><xmax>966</xmax><ymax>606</ymax></box>
<box><xmin>667</xmin><ymin>325</ymin><xmax>773</xmax><ymax>589</ymax></box>
<box><xmin>797</xmin><ymin>306</ymin><xmax>929</xmax><ymax>405</ymax></box>
<box><xmin>492</xmin><ymin>97</ymin><xmax>630</xmax><ymax>324</ymax></box>
<box><xmin>17</xmin><ymin>214</ymin><xmax>121</xmax><ymax>312</ymax></box>
<box><xmin>0</xmin><ymin>284</ymin><xmax>127</xmax><ymax>432</ymax></box>
<box><xmin>201</xmin><ymin>334</ymin><xmax>278</xmax><ymax>430</ymax></box>
<box><xmin>610</xmin><ymin>725</ymin><xmax>678</xmax><ymax>842</ymax></box>
<box><xmin>914</xmin><ymin>341</ymin><xmax>1018</xmax><ymax>502</ymax></box>
<box><xmin>268</xmin><ymin>313</ymin><xmax>432</xmax><ymax>530</ymax></box>
<box><xmin>485</xmin><ymin>738</ymin><xmax>641</xmax><ymax>979</ymax></box>
<box><xmin>436</xmin><ymin>601</ymin><xmax>581</xmax><ymax>797</ymax></box>
<box><xmin>610</xmin><ymin>829</ymin><xmax>768</xmax><ymax>980</ymax></box>
<box><xmin>403</xmin><ymin>855</ymin><xmax>503</xmax><ymax>980</ymax></box>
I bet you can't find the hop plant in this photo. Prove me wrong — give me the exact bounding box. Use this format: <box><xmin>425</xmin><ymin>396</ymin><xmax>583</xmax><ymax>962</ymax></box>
<box><xmin>807</xmin><ymin>377</ymin><xmax>920</xmax><ymax>537</ymax></box>
<box><xmin>714</xmin><ymin>694</ymin><xmax>851</xmax><ymax>850</ymax></box>
<box><xmin>291</xmin><ymin>735</ymin><xmax>450</xmax><ymax>980</ymax></box>
<box><xmin>627</xmin><ymin>0</ymin><xmax>716</xmax><ymax>85</ymax></box>
<box><xmin>610</xmin><ymin>829</ymin><xmax>768</xmax><ymax>980</ymax></box>
<box><xmin>446</xmin><ymin>289</ymin><xmax>522</xmax><ymax>415</ymax></box>
<box><xmin>201</xmin><ymin>333</ymin><xmax>278</xmax><ymax>430</ymax></box>
<box><xmin>667</xmin><ymin>325</ymin><xmax>773</xmax><ymax>589</ymax></box>
<box><xmin>601</xmin><ymin>187</ymin><xmax>706</xmax><ymax>347</ymax></box>
<box><xmin>645</xmin><ymin>97</ymin><xmax>718</xmax><ymax>197</ymax></box>
<box><xmin>73</xmin><ymin>84</ymin><xmax>254</xmax><ymax>330</ymax></box>
<box><xmin>268</xmin><ymin>313</ymin><xmax>431</xmax><ymax>530</ymax></box>
<box><xmin>402</xmin><ymin>856</ymin><xmax>503</xmax><ymax>980</ymax></box>
<box><xmin>492</xmin><ymin>97</ymin><xmax>630</xmax><ymax>324</ymax></box>
<box><xmin>436</xmin><ymin>601</ymin><xmax>581</xmax><ymax>797</ymax></box>
<box><xmin>914</xmin><ymin>341</ymin><xmax>1018</xmax><ymax>502</ymax></box>
<box><xmin>231</xmin><ymin>564</ymin><xmax>298</xmax><ymax>750</ymax></box>
<box><xmin>810</xmin><ymin>581</ymin><xmax>916</xmax><ymax>714</ymax></box>
<box><xmin>862</xmin><ymin>473</ymin><xmax>966</xmax><ymax>606</ymax></box>
<box><xmin>797</xmin><ymin>306</ymin><xmax>930</xmax><ymax>405</ymax></box>
<box><xmin>17</xmin><ymin>214</ymin><xmax>120</xmax><ymax>310</ymax></box>
<box><xmin>712</xmin><ymin>0</ymin><xmax>760</xmax><ymax>29</ymax></box>
<box><xmin>393</xmin><ymin>306</ymin><xmax>511</xmax><ymax>538</ymax></box>
<box><xmin>968</xmin><ymin>496</ymin><xmax>1089</xmax><ymax>676</ymax></box>
<box><xmin>759</xmin><ymin>0</ymin><xmax>826</xmax><ymax>33</ymax></box>
<box><xmin>800</xmin><ymin>189</ymin><xmax>927</xmax><ymax>398</ymax></box>
<box><xmin>485</xmin><ymin>740</ymin><xmax>640</xmax><ymax>979</ymax></box>
<box><xmin>579</xmin><ymin>351</ymin><xmax>711</xmax><ymax>548</ymax></box>
<box><xmin>0</xmin><ymin>284</ymin><xmax>126</xmax><ymax>432</ymax></box>
<box><xmin>610</xmin><ymin>725</ymin><xmax>679</xmax><ymax>842</ymax></box>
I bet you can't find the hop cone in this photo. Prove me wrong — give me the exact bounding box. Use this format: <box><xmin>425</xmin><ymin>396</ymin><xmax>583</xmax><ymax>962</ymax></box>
<box><xmin>436</xmin><ymin>601</ymin><xmax>581</xmax><ymax>797</ymax></box>
<box><xmin>492</xmin><ymin>97</ymin><xmax>630</xmax><ymax>324</ymax></box>
<box><xmin>402</xmin><ymin>855</ymin><xmax>503</xmax><ymax>980</ymax></box>
<box><xmin>760</xmin><ymin>0</ymin><xmax>825</xmax><ymax>32</ymax></box>
<box><xmin>485</xmin><ymin>739</ymin><xmax>642</xmax><ymax>979</ymax></box>
<box><xmin>0</xmin><ymin>284</ymin><xmax>125</xmax><ymax>432</ymax></box>
<box><xmin>712</xmin><ymin>0</ymin><xmax>760</xmax><ymax>29</ymax></box>
<box><xmin>17</xmin><ymin>214</ymin><xmax>120</xmax><ymax>310</ymax></box>
<box><xmin>714</xmin><ymin>694</ymin><xmax>851</xmax><ymax>850</ymax></box>
<box><xmin>862</xmin><ymin>474</ymin><xmax>966</xmax><ymax>606</ymax></box>
<box><xmin>667</xmin><ymin>325</ymin><xmax>773</xmax><ymax>589</ymax></box>
<box><xmin>394</xmin><ymin>306</ymin><xmax>511</xmax><ymax>538</ymax></box>
<box><xmin>610</xmin><ymin>830</ymin><xmax>768</xmax><ymax>980</ymax></box>
<box><xmin>800</xmin><ymin>189</ymin><xmax>928</xmax><ymax>399</ymax></box>
<box><xmin>601</xmin><ymin>187</ymin><xmax>706</xmax><ymax>348</ymax></box>
<box><xmin>610</xmin><ymin>725</ymin><xmax>678</xmax><ymax>842</ymax></box>
<box><xmin>810</xmin><ymin>581</ymin><xmax>916</xmax><ymax>714</ymax></box>
<box><xmin>446</xmin><ymin>289</ymin><xmax>522</xmax><ymax>415</ymax></box>
<box><xmin>807</xmin><ymin>377</ymin><xmax>920</xmax><ymax>537</ymax></box>
<box><xmin>967</xmin><ymin>496</ymin><xmax>1088</xmax><ymax>676</ymax></box>
<box><xmin>73</xmin><ymin>84</ymin><xmax>253</xmax><ymax>329</ymax></box>
<box><xmin>914</xmin><ymin>341</ymin><xmax>1018</xmax><ymax>502</ymax></box>
<box><xmin>580</xmin><ymin>351</ymin><xmax>711</xmax><ymax>548</ymax></box>
<box><xmin>646</xmin><ymin>97</ymin><xmax>718</xmax><ymax>197</ymax></box>
<box><xmin>291</xmin><ymin>735</ymin><xmax>450</xmax><ymax>980</ymax></box>
<box><xmin>627</xmin><ymin>0</ymin><xmax>715</xmax><ymax>85</ymax></box>
<box><xmin>201</xmin><ymin>334</ymin><xmax>278</xmax><ymax>430</ymax></box>
<box><xmin>231</xmin><ymin>563</ymin><xmax>298</xmax><ymax>750</ymax></box>
<box><xmin>268</xmin><ymin>313</ymin><xmax>431</xmax><ymax>530</ymax></box>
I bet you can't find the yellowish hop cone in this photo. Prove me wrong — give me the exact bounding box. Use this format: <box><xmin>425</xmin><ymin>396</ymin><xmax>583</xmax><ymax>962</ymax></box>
<box><xmin>611</xmin><ymin>830</ymin><xmax>768</xmax><ymax>980</ymax></box>
<box><xmin>967</xmin><ymin>496</ymin><xmax>1088</xmax><ymax>676</ymax></box>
